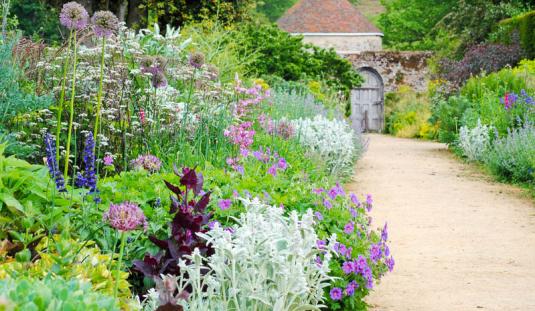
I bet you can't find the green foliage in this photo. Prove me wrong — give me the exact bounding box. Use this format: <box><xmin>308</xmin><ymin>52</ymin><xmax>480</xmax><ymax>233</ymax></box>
<box><xmin>0</xmin><ymin>277</ymin><xmax>119</xmax><ymax>311</ymax></box>
<box><xmin>385</xmin><ymin>86</ymin><xmax>436</xmax><ymax>139</ymax></box>
<box><xmin>496</xmin><ymin>10</ymin><xmax>535</xmax><ymax>59</ymax></box>
<box><xmin>0</xmin><ymin>145</ymin><xmax>82</xmax><ymax>237</ymax></box>
<box><xmin>0</xmin><ymin>234</ymin><xmax>131</xmax><ymax>302</ymax></box>
<box><xmin>10</xmin><ymin>0</ymin><xmax>61</xmax><ymax>43</ymax></box>
<box><xmin>255</xmin><ymin>0</ymin><xmax>298</xmax><ymax>22</ymax></box>
<box><xmin>0</xmin><ymin>38</ymin><xmax>52</xmax><ymax>127</ymax></box>
<box><xmin>233</xmin><ymin>23</ymin><xmax>363</xmax><ymax>94</ymax></box>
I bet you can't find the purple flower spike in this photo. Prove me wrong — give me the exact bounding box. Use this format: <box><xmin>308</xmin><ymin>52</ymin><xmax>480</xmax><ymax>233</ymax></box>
<box><xmin>103</xmin><ymin>201</ymin><xmax>148</xmax><ymax>232</ymax></box>
<box><xmin>60</xmin><ymin>2</ymin><xmax>89</xmax><ymax>31</ymax></box>
<box><xmin>92</xmin><ymin>11</ymin><xmax>119</xmax><ymax>38</ymax></box>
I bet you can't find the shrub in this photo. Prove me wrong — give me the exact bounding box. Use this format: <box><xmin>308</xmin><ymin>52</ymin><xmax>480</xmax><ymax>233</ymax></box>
<box><xmin>233</xmin><ymin>23</ymin><xmax>363</xmax><ymax>94</ymax></box>
<box><xmin>496</xmin><ymin>10</ymin><xmax>535</xmax><ymax>59</ymax></box>
<box><xmin>0</xmin><ymin>277</ymin><xmax>119</xmax><ymax>311</ymax></box>
<box><xmin>291</xmin><ymin>116</ymin><xmax>363</xmax><ymax>178</ymax></box>
<box><xmin>458</xmin><ymin>120</ymin><xmax>492</xmax><ymax>162</ymax></box>
<box><xmin>385</xmin><ymin>86</ymin><xmax>436</xmax><ymax>139</ymax></box>
<box><xmin>438</xmin><ymin>42</ymin><xmax>523</xmax><ymax>88</ymax></box>
<box><xmin>484</xmin><ymin>121</ymin><xmax>535</xmax><ymax>183</ymax></box>
<box><xmin>142</xmin><ymin>198</ymin><xmax>335</xmax><ymax>310</ymax></box>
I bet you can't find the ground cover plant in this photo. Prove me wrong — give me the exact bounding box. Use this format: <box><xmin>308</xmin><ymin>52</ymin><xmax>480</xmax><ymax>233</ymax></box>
<box><xmin>0</xmin><ymin>2</ymin><xmax>393</xmax><ymax>310</ymax></box>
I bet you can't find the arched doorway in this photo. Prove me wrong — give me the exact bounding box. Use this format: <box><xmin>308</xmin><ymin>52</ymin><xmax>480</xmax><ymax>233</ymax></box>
<box><xmin>350</xmin><ymin>67</ymin><xmax>384</xmax><ymax>132</ymax></box>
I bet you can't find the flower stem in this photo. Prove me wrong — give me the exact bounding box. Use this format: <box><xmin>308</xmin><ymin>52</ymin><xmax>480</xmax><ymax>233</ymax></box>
<box><xmin>55</xmin><ymin>30</ymin><xmax>73</xmax><ymax>164</ymax></box>
<box><xmin>64</xmin><ymin>30</ymin><xmax>79</xmax><ymax>178</ymax></box>
<box><xmin>114</xmin><ymin>231</ymin><xmax>127</xmax><ymax>299</ymax></box>
<box><xmin>93</xmin><ymin>36</ymin><xmax>106</xmax><ymax>148</ymax></box>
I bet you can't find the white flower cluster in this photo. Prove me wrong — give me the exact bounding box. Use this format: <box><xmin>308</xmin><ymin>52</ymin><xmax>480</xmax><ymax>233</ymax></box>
<box><xmin>292</xmin><ymin>115</ymin><xmax>361</xmax><ymax>176</ymax></box>
<box><xmin>143</xmin><ymin>198</ymin><xmax>336</xmax><ymax>311</ymax></box>
<box><xmin>459</xmin><ymin>119</ymin><xmax>492</xmax><ymax>162</ymax></box>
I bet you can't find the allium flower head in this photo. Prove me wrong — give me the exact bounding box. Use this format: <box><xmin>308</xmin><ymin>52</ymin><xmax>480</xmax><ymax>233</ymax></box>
<box><xmin>132</xmin><ymin>154</ymin><xmax>162</xmax><ymax>172</ymax></box>
<box><xmin>189</xmin><ymin>51</ymin><xmax>205</xmax><ymax>69</ymax></box>
<box><xmin>60</xmin><ymin>2</ymin><xmax>89</xmax><ymax>30</ymax></box>
<box><xmin>103</xmin><ymin>201</ymin><xmax>148</xmax><ymax>232</ymax></box>
<box><xmin>92</xmin><ymin>11</ymin><xmax>119</xmax><ymax>38</ymax></box>
<box><xmin>151</xmin><ymin>68</ymin><xmax>168</xmax><ymax>88</ymax></box>
<box><xmin>330</xmin><ymin>287</ymin><xmax>343</xmax><ymax>301</ymax></box>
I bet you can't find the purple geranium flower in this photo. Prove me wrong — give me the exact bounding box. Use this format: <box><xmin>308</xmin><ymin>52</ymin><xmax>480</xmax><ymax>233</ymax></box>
<box><xmin>345</xmin><ymin>280</ymin><xmax>358</xmax><ymax>296</ymax></box>
<box><xmin>342</xmin><ymin>261</ymin><xmax>354</xmax><ymax>274</ymax></box>
<box><xmin>323</xmin><ymin>198</ymin><xmax>332</xmax><ymax>209</ymax></box>
<box><xmin>344</xmin><ymin>222</ymin><xmax>354</xmax><ymax>235</ymax></box>
<box><xmin>370</xmin><ymin>243</ymin><xmax>383</xmax><ymax>263</ymax></box>
<box><xmin>330</xmin><ymin>287</ymin><xmax>343</xmax><ymax>301</ymax></box>
<box><xmin>381</xmin><ymin>222</ymin><xmax>388</xmax><ymax>242</ymax></box>
<box><xmin>218</xmin><ymin>199</ymin><xmax>231</xmax><ymax>211</ymax></box>
<box><xmin>314</xmin><ymin>211</ymin><xmax>323</xmax><ymax>221</ymax></box>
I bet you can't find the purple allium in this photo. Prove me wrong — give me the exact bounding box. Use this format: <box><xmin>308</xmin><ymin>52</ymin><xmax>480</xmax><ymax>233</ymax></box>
<box><xmin>342</xmin><ymin>261</ymin><xmax>354</xmax><ymax>274</ymax></box>
<box><xmin>350</xmin><ymin>193</ymin><xmax>360</xmax><ymax>206</ymax></box>
<box><xmin>329</xmin><ymin>287</ymin><xmax>343</xmax><ymax>301</ymax></box>
<box><xmin>344</xmin><ymin>221</ymin><xmax>354</xmax><ymax>235</ymax></box>
<box><xmin>59</xmin><ymin>2</ymin><xmax>88</xmax><ymax>30</ymax></box>
<box><xmin>44</xmin><ymin>134</ymin><xmax>66</xmax><ymax>192</ymax></box>
<box><xmin>131</xmin><ymin>154</ymin><xmax>161</xmax><ymax>172</ymax></box>
<box><xmin>381</xmin><ymin>222</ymin><xmax>388</xmax><ymax>242</ymax></box>
<box><xmin>314</xmin><ymin>211</ymin><xmax>323</xmax><ymax>221</ymax></box>
<box><xmin>277</xmin><ymin>157</ymin><xmax>288</xmax><ymax>170</ymax></box>
<box><xmin>103</xmin><ymin>201</ymin><xmax>148</xmax><ymax>232</ymax></box>
<box><xmin>386</xmin><ymin>256</ymin><xmax>395</xmax><ymax>272</ymax></box>
<box><xmin>218</xmin><ymin>199</ymin><xmax>231</xmax><ymax>211</ymax></box>
<box><xmin>151</xmin><ymin>68</ymin><xmax>168</xmax><ymax>88</ymax></box>
<box><xmin>323</xmin><ymin>198</ymin><xmax>332</xmax><ymax>209</ymax></box>
<box><xmin>370</xmin><ymin>243</ymin><xmax>383</xmax><ymax>263</ymax></box>
<box><xmin>103</xmin><ymin>154</ymin><xmax>114</xmax><ymax>166</ymax></box>
<box><xmin>91</xmin><ymin>11</ymin><xmax>119</xmax><ymax>38</ymax></box>
<box><xmin>189</xmin><ymin>52</ymin><xmax>205</xmax><ymax>69</ymax></box>
<box><xmin>267</xmin><ymin>165</ymin><xmax>277</xmax><ymax>176</ymax></box>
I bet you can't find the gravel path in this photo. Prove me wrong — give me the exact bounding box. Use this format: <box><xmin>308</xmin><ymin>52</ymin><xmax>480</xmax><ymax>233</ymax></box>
<box><xmin>346</xmin><ymin>134</ymin><xmax>535</xmax><ymax>311</ymax></box>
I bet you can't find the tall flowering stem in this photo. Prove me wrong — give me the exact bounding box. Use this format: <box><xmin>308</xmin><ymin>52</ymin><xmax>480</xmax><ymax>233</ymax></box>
<box><xmin>93</xmin><ymin>36</ymin><xmax>106</xmax><ymax>148</ymax></box>
<box><xmin>63</xmin><ymin>30</ymin><xmax>79</xmax><ymax>178</ymax></box>
<box><xmin>103</xmin><ymin>201</ymin><xmax>147</xmax><ymax>298</ymax></box>
<box><xmin>55</xmin><ymin>30</ymin><xmax>73</xmax><ymax>163</ymax></box>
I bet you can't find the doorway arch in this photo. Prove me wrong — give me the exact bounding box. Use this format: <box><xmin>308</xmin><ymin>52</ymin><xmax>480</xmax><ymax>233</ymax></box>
<box><xmin>350</xmin><ymin>67</ymin><xmax>384</xmax><ymax>132</ymax></box>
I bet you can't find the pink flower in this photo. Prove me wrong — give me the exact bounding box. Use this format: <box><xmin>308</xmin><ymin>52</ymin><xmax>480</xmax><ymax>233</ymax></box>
<box><xmin>218</xmin><ymin>199</ymin><xmax>231</xmax><ymax>211</ymax></box>
<box><xmin>103</xmin><ymin>154</ymin><xmax>114</xmax><ymax>166</ymax></box>
<box><xmin>224</xmin><ymin>122</ymin><xmax>255</xmax><ymax>149</ymax></box>
<box><xmin>103</xmin><ymin>201</ymin><xmax>148</xmax><ymax>232</ymax></box>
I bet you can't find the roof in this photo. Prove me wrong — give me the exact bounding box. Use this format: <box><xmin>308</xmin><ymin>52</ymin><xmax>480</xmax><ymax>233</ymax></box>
<box><xmin>277</xmin><ymin>0</ymin><xmax>382</xmax><ymax>34</ymax></box>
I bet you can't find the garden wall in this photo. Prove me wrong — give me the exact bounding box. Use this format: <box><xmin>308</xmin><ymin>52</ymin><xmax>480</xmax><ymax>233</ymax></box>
<box><xmin>344</xmin><ymin>51</ymin><xmax>433</xmax><ymax>93</ymax></box>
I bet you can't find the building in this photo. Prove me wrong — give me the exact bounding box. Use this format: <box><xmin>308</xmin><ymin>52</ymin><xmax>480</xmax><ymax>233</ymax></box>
<box><xmin>277</xmin><ymin>0</ymin><xmax>383</xmax><ymax>54</ymax></box>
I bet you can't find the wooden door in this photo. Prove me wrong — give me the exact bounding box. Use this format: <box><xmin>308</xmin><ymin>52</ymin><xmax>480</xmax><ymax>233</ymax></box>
<box><xmin>351</xmin><ymin>68</ymin><xmax>384</xmax><ymax>132</ymax></box>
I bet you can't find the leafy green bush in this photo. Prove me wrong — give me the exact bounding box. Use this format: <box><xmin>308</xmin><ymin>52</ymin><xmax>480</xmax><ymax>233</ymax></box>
<box><xmin>0</xmin><ymin>277</ymin><xmax>120</xmax><ymax>311</ymax></box>
<box><xmin>233</xmin><ymin>23</ymin><xmax>363</xmax><ymax>94</ymax></box>
<box><xmin>496</xmin><ymin>10</ymin><xmax>535</xmax><ymax>58</ymax></box>
<box><xmin>385</xmin><ymin>86</ymin><xmax>436</xmax><ymax>139</ymax></box>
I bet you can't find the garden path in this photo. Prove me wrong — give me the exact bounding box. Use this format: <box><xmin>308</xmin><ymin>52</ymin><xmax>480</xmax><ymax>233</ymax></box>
<box><xmin>347</xmin><ymin>134</ymin><xmax>535</xmax><ymax>311</ymax></box>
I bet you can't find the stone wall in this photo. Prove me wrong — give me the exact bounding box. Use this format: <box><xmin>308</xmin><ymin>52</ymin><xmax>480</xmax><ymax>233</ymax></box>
<box><xmin>301</xmin><ymin>34</ymin><xmax>383</xmax><ymax>54</ymax></box>
<box><xmin>344</xmin><ymin>51</ymin><xmax>433</xmax><ymax>93</ymax></box>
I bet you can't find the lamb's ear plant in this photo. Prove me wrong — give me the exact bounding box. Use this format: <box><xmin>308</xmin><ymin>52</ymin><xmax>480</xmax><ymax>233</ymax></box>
<box><xmin>142</xmin><ymin>198</ymin><xmax>337</xmax><ymax>311</ymax></box>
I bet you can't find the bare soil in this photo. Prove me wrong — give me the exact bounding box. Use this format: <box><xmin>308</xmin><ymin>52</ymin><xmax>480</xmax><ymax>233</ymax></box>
<box><xmin>346</xmin><ymin>134</ymin><xmax>535</xmax><ymax>311</ymax></box>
